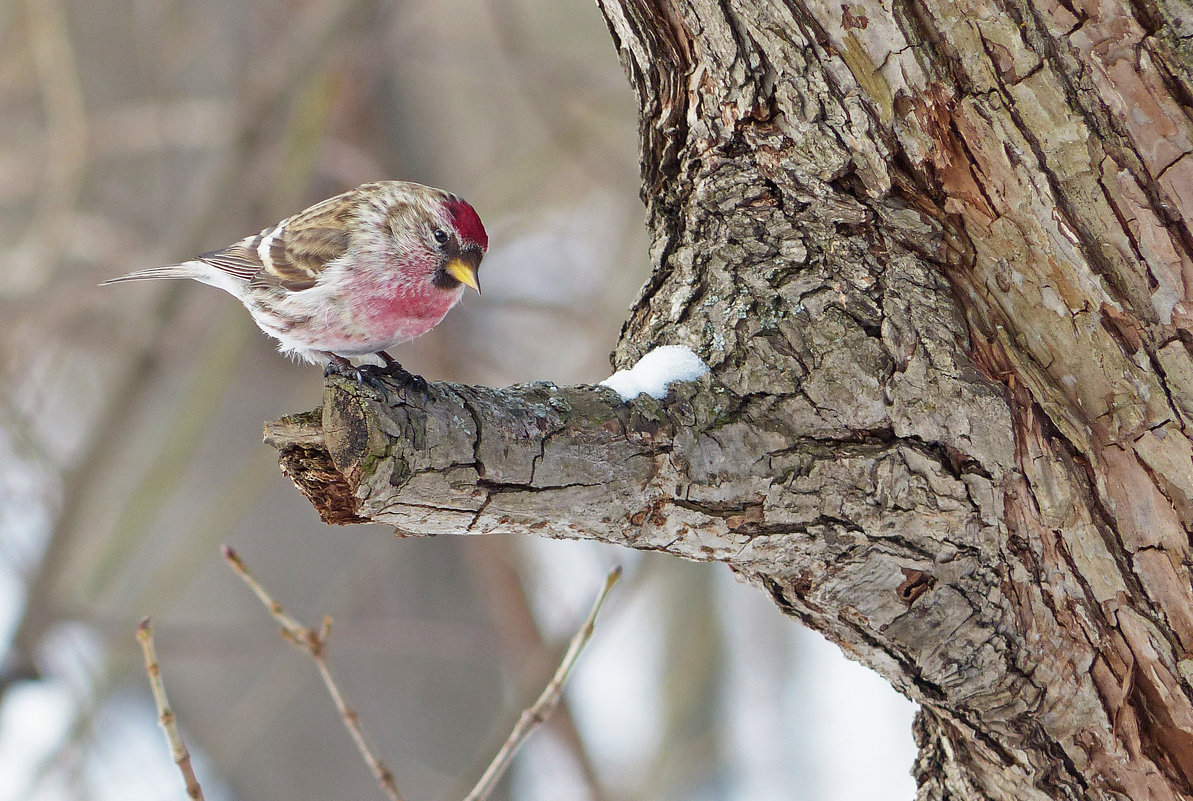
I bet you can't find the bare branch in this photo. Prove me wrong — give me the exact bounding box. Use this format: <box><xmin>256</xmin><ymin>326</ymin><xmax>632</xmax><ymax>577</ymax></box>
<box><xmin>136</xmin><ymin>618</ymin><xmax>206</xmax><ymax>801</ymax></box>
<box><xmin>224</xmin><ymin>544</ymin><xmax>621</xmax><ymax>801</ymax></box>
<box><xmin>459</xmin><ymin>538</ymin><xmax>613</xmax><ymax>801</ymax></box>
<box><xmin>222</xmin><ymin>546</ymin><xmax>405</xmax><ymax>801</ymax></box>
<box><xmin>463</xmin><ymin>565</ymin><xmax>622</xmax><ymax>801</ymax></box>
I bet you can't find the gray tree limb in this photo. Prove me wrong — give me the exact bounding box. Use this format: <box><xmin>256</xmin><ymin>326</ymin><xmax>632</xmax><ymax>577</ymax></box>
<box><xmin>266</xmin><ymin>1</ymin><xmax>1193</xmax><ymax>799</ymax></box>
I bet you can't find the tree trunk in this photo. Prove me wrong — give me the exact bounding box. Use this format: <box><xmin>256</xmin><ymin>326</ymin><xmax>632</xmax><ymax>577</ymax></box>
<box><xmin>265</xmin><ymin>1</ymin><xmax>1193</xmax><ymax>799</ymax></box>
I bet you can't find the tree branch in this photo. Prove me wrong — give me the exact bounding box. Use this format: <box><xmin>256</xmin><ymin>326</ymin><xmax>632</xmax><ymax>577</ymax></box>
<box><xmin>266</xmin><ymin>377</ymin><xmax>683</xmax><ymax>539</ymax></box>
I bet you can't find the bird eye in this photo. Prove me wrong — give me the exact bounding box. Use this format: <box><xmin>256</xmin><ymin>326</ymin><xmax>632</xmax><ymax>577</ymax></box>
<box><xmin>433</xmin><ymin>229</ymin><xmax>449</xmax><ymax>244</ymax></box>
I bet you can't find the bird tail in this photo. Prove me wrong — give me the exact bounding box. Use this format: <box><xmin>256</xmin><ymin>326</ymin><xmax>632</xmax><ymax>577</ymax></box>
<box><xmin>100</xmin><ymin>264</ymin><xmax>205</xmax><ymax>285</ymax></box>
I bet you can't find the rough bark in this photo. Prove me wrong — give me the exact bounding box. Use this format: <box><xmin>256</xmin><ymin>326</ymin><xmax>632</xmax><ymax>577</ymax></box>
<box><xmin>266</xmin><ymin>1</ymin><xmax>1193</xmax><ymax>799</ymax></box>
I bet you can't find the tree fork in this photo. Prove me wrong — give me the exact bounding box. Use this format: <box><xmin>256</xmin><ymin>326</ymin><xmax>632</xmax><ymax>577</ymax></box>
<box><xmin>267</xmin><ymin>1</ymin><xmax>1193</xmax><ymax>799</ymax></box>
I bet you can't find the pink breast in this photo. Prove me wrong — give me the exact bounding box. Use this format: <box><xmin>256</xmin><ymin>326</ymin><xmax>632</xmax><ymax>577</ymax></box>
<box><xmin>360</xmin><ymin>284</ymin><xmax>462</xmax><ymax>345</ymax></box>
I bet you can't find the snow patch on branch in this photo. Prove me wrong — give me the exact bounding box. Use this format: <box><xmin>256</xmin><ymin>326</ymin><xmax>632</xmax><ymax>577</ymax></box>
<box><xmin>600</xmin><ymin>345</ymin><xmax>709</xmax><ymax>401</ymax></box>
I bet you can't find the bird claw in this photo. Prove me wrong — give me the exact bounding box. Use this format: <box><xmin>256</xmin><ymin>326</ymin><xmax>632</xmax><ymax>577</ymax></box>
<box><xmin>374</xmin><ymin>353</ymin><xmax>429</xmax><ymax>393</ymax></box>
<box><xmin>324</xmin><ymin>355</ymin><xmax>428</xmax><ymax>396</ymax></box>
<box><xmin>324</xmin><ymin>358</ymin><xmax>386</xmax><ymax>393</ymax></box>
<box><xmin>380</xmin><ymin>365</ymin><xmax>428</xmax><ymax>393</ymax></box>
<box><xmin>361</xmin><ymin>363</ymin><xmax>429</xmax><ymax>396</ymax></box>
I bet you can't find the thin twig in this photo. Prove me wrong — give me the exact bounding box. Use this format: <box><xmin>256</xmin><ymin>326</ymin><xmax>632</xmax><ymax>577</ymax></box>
<box><xmin>463</xmin><ymin>565</ymin><xmax>623</xmax><ymax>801</ymax></box>
<box><xmin>458</xmin><ymin>538</ymin><xmax>612</xmax><ymax>801</ymax></box>
<box><xmin>136</xmin><ymin>618</ymin><xmax>206</xmax><ymax>801</ymax></box>
<box><xmin>222</xmin><ymin>546</ymin><xmax>404</xmax><ymax>801</ymax></box>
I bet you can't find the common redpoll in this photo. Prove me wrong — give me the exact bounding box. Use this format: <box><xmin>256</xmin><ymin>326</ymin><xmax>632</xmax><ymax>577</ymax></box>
<box><xmin>104</xmin><ymin>180</ymin><xmax>487</xmax><ymax>384</ymax></box>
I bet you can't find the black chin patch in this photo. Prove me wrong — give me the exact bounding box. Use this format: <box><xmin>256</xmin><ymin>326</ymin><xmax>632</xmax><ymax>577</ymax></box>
<box><xmin>432</xmin><ymin>268</ymin><xmax>460</xmax><ymax>289</ymax></box>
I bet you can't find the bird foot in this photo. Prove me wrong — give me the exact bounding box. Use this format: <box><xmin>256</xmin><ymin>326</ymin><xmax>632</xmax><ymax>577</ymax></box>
<box><xmin>324</xmin><ymin>355</ymin><xmax>388</xmax><ymax>394</ymax></box>
<box><xmin>324</xmin><ymin>354</ymin><xmax>428</xmax><ymax>395</ymax></box>
<box><xmin>374</xmin><ymin>352</ymin><xmax>429</xmax><ymax>393</ymax></box>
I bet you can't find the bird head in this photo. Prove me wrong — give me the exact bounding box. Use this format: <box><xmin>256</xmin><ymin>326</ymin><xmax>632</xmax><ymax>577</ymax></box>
<box><xmin>372</xmin><ymin>184</ymin><xmax>488</xmax><ymax>297</ymax></box>
<box><xmin>433</xmin><ymin>195</ymin><xmax>488</xmax><ymax>294</ymax></box>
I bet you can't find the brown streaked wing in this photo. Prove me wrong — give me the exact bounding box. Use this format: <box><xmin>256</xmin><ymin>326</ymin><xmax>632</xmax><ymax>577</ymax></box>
<box><xmin>271</xmin><ymin>226</ymin><xmax>351</xmax><ymax>289</ymax></box>
<box><xmin>256</xmin><ymin>192</ymin><xmax>358</xmax><ymax>291</ymax></box>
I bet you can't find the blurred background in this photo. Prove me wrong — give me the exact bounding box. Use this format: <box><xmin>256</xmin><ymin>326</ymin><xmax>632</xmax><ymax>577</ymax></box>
<box><xmin>0</xmin><ymin>0</ymin><xmax>917</xmax><ymax>799</ymax></box>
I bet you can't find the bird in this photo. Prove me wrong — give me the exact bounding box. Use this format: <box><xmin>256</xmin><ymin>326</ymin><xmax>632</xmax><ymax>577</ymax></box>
<box><xmin>103</xmin><ymin>180</ymin><xmax>488</xmax><ymax>388</ymax></box>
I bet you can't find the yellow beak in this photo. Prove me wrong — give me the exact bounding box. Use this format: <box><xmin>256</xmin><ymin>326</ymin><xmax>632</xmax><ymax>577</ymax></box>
<box><xmin>445</xmin><ymin>256</ymin><xmax>481</xmax><ymax>294</ymax></box>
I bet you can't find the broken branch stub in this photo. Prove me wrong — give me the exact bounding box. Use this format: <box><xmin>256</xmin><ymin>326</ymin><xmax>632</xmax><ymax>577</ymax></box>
<box><xmin>265</xmin><ymin>377</ymin><xmax>685</xmax><ymax>540</ymax></box>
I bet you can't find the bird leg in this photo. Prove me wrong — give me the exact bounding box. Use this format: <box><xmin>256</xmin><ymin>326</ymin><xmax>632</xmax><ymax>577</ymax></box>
<box><xmin>323</xmin><ymin>353</ymin><xmax>354</xmax><ymax>378</ymax></box>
